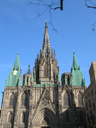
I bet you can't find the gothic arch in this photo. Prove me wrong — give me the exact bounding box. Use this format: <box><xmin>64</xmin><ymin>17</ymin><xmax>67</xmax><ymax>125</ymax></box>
<box><xmin>33</xmin><ymin>108</ymin><xmax>58</xmax><ymax>127</ymax></box>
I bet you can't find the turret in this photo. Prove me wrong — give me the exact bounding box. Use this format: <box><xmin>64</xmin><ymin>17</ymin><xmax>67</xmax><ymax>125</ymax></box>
<box><xmin>71</xmin><ymin>52</ymin><xmax>85</xmax><ymax>86</ymax></box>
<box><xmin>8</xmin><ymin>53</ymin><xmax>21</xmax><ymax>87</ymax></box>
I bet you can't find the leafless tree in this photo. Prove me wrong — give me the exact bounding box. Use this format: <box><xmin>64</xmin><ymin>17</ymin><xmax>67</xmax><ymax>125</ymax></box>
<box><xmin>85</xmin><ymin>0</ymin><xmax>96</xmax><ymax>31</ymax></box>
<box><xmin>28</xmin><ymin>0</ymin><xmax>63</xmax><ymax>32</ymax></box>
<box><xmin>29</xmin><ymin>0</ymin><xmax>96</xmax><ymax>32</ymax></box>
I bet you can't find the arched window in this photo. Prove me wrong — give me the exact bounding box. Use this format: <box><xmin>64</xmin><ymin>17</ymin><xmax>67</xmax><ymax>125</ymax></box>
<box><xmin>80</xmin><ymin>111</ymin><xmax>84</xmax><ymax>123</ymax></box>
<box><xmin>78</xmin><ymin>93</ymin><xmax>83</xmax><ymax>106</ymax></box>
<box><xmin>66</xmin><ymin>111</ymin><xmax>70</xmax><ymax>122</ymax></box>
<box><xmin>21</xmin><ymin>93</ymin><xmax>27</xmax><ymax>107</ymax></box>
<box><xmin>21</xmin><ymin>112</ymin><xmax>26</xmax><ymax>123</ymax></box>
<box><xmin>44</xmin><ymin>64</ymin><xmax>48</xmax><ymax>77</ymax></box>
<box><xmin>67</xmin><ymin>76</ymin><xmax>70</xmax><ymax>85</ymax></box>
<box><xmin>9</xmin><ymin>93</ymin><xmax>14</xmax><ymax>106</ymax></box>
<box><xmin>7</xmin><ymin>112</ymin><xmax>12</xmax><ymax>123</ymax></box>
<box><xmin>64</xmin><ymin>92</ymin><xmax>69</xmax><ymax>106</ymax></box>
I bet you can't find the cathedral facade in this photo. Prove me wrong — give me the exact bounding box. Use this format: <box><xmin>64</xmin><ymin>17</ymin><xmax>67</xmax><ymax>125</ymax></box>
<box><xmin>0</xmin><ymin>23</ymin><xmax>87</xmax><ymax>128</ymax></box>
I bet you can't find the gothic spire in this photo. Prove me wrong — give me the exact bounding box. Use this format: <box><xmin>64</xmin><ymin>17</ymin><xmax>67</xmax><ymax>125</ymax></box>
<box><xmin>72</xmin><ymin>52</ymin><xmax>78</xmax><ymax>69</ymax></box>
<box><xmin>14</xmin><ymin>52</ymin><xmax>20</xmax><ymax>70</ymax></box>
<box><xmin>54</xmin><ymin>49</ymin><xmax>56</xmax><ymax>60</ymax></box>
<box><xmin>42</xmin><ymin>21</ymin><xmax>51</xmax><ymax>58</ymax></box>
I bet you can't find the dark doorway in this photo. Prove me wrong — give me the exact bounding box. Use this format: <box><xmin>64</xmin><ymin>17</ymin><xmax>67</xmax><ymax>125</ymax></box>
<box><xmin>41</xmin><ymin>117</ymin><xmax>51</xmax><ymax>128</ymax></box>
<box><xmin>41</xmin><ymin>126</ymin><xmax>51</xmax><ymax>128</ymax></box>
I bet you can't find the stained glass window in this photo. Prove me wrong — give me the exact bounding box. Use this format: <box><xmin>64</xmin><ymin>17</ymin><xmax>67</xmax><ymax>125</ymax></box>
<box><xmin>9</xmin><ymin>93</ymin><xmax>14</xmax><ymax>106</ymax></box>
<box><xmin>78</xmin><ymin>93</ymin><xmax>83</xmax><ymax>106</ymax></box>
<box><xmin>64</xmin><ymin>92</ymin><xmax>69</xmax><ymax>106</ymax></box>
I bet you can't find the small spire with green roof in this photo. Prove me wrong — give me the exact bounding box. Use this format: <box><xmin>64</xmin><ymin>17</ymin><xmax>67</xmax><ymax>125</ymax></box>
<box><xmin>72</xmin><ymin>52</ymin><xmax>78</xmax><ymax>69</ymax></box>
<box><xmin>14</xmin><ymin>52</ymin><xmax>20</xmax><ymax>70</ymax></box>
<box><xmin>71</xmin><ymin>52</ymin><xmax>84</xmax><ymax>86</ymax></box>
<box><xmin>8</xmin><ymin>53</ymin><xmax>21</xmax><ymax>87</ymax></box>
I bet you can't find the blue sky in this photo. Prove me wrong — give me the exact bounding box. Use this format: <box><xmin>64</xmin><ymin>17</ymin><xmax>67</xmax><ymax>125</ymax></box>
<box><xmin>0</xmin><ymin>0</ymin><xmax>96</xmax><ymax>107</ymax></box>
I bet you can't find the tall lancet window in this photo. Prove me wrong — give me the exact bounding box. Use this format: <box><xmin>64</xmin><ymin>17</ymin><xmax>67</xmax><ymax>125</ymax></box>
<box><xmin>78</xmin><ymin>93</ymin><xmax>83</xmax><ymax>106</ymax></box>
<box><xmin>21</xmin><ymin>93</ymin><xmax>27</xmax><ymax>107</ymax></box>
<box><xmin>7</xmin><ymin>112</ymin><xmax>12</xmax><ymax>123</ymax></box>
<box><xmin>9</xmin><ymin>93</ymin><xmax>14</xmax><ymax>106</ymax></box>
<box><xmin>64</xmin><ymin>92</ymin><xmax>69</xmax><ymax>106</ymax></box>
<box><xmin>44</xmin><ymin>64</ymin><xmax>48</xmax><ymax>77</ymax></box>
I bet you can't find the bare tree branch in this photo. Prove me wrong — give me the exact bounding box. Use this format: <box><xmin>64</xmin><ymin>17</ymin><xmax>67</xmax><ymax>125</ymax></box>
<box><xmin>28</xmin><ymin>0</ymin><xmax>63</xmax><ymax>32</ymax></box>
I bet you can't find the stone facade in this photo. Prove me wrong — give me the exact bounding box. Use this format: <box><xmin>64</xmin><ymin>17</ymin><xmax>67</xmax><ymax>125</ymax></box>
<box><xmin>0</xmin><ymin>23</ymin><xmax>87</xmax><ymax>128</ymax></box>
<box><xmin>84</xmin><ymin>62</ymin><xmax>96</xmax><ymax>128</ymax></box>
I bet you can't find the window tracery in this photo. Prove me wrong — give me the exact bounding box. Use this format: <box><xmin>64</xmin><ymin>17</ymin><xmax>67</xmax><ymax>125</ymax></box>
<box><xmin>64</xmin><ymin>92</ymin><xmax>69</xmax><ymax>106</ymax></box>
<box><xmin>9</xmin><ymin>93</ymin><xmax>14</xmax><ymax>106</ymax></box>
<box><xmin>78</xmin><ymin>93</ymin><xmax>83</xmax><ymax>106</ymax></box>
<box><xmin>21</xmin><ymin>93</ymin><xmax>27</xmax><ymax>107</ymax></box>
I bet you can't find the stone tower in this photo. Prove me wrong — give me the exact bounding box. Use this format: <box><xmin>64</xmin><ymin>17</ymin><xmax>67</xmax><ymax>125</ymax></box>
<box><xmin>0</xmin><ymin>23</ymin><xmax>87</xmax><ymax>128</ymax></box>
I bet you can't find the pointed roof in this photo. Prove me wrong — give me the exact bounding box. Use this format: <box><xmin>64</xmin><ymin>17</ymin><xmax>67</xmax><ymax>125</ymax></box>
<box><xmin>72</xmin><ymin>52</ymin><xmax>78</xmax><ymax>69</ymax></box>
<box><xmin>42</xmin><ymin>21</ymin><xmax>51</xmax><ymax>57</ymax></box>
<box><xmin>14</xmin><ymin>52</ymin><xmax>20</xmax><ymax>70</ymax></box>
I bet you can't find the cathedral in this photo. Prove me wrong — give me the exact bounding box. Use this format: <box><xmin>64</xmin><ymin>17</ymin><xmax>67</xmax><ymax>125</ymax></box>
<box><xmin>0</xmin><ymin>23</ymin><xmax>87</xmax><ymax>128</ymax></box>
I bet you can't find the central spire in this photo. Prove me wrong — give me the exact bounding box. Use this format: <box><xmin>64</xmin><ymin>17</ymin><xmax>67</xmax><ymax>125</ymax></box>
<box><xmin>42</xmin><ymin>21</ymin><xmax>51</xmax><ymax>58</ymax></box>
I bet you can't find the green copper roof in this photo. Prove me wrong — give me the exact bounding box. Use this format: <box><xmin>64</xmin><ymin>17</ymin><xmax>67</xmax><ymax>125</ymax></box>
<box><xmin>14</xmin><ymin>53</ymin><xmax>20</xmax><ymax>70</ymax></box>
<box><xmin>71</xmin><ymin>53</ymin><xmax>84</xmax><ymax>86</ymax></box>
<box><xmin>8</xmin><ymin>54</ymin><xmax>21</xmax><ymax>87</ymax></box>
<box><xmin>72</xmin><ymin>52</ymin><xmax>78</xmax><ymax>69</ymax></box>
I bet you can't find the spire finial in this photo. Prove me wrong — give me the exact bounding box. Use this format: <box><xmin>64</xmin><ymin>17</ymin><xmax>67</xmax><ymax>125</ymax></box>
<box><xmin>27</xmin><ymin>64</ymin><xmax>31</xmax><ymax>74</ymax></box>
<box><xmin>17</xmin><ymin>52</ymin><xmax>19</xmax><ymax>55</ymax></box>
<box><xmin>73</xmin><ymin>52</ymin><xmax>75</xmax><ymax>54</ymax></box>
